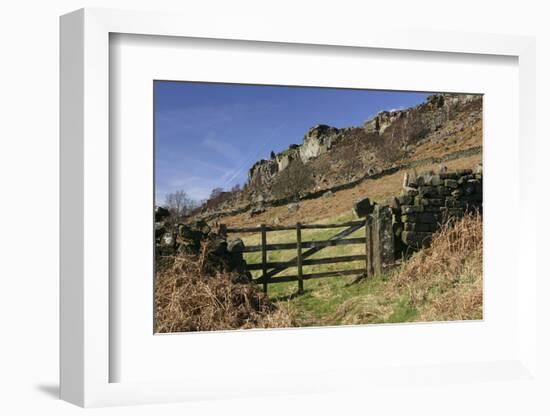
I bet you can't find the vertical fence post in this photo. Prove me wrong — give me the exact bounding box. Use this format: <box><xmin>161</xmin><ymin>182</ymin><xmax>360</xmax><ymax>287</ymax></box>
<box><xmin>218</xmin><ymin>223</ymin><xmax>227</xmax><ymax>239</ymax></box>
<box><xmin>365</xmin><ymin>216</ymin><xmax>374</xmax><ymax>277</ymax></box>
<box><xmin>296</xmin><ymin>222</ymin><xmax>304</xmax><ymax>294</ymax></box>
<box><xmin>261</xmin><ymin>224</ymin><xmax>268</xmax><ymax>294</ymax></box>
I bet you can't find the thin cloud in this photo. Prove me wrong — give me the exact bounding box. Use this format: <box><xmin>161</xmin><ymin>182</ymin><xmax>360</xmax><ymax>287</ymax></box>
<box><xmin>202</xmin><ymin>134</ymin><xmax>243</xmax><ymax>164</ymax></box>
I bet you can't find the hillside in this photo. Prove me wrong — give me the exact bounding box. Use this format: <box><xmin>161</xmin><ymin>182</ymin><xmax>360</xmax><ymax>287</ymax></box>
<box><xmin>193</xmin><ymin>93</ymin><xmax>482</xmax><ymax>223</ymax></box>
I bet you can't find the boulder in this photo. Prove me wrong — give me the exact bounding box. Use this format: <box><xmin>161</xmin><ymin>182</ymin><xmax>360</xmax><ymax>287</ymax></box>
<box><xmin>474</xmin><ymin>163</ymin><xmax>483</xmax><ymax>175</ymax></box>
<box><xmin>155</xmin><ymin>206</ymin><xmax>170</xmax><ymax>222</ymax></box>
<box><xmin>287</xmin><ymin>203</ymin><xmax>300</xmax><ymax>213</ymax></box>
<box><xmin>155</xmin><ymin>221</ymin><xmax>166</xmax><ymax>238</ymax></box>
<box><xmin>228</xmin><ymin>239</ymin><xmax>245</xmax><ymax>254</ymax></box>
<box><xmin>366</xmin><ymin>166</ymin><xmax>377</xmax><ymax>175</ymax></box>
<box><xmin>250</xmin><ymin>205</ymin><xmax>266</xmax><ymax>217</ymax></box>
<box><xmin>322</xmin><ymin>190</ymin><xmax>334</xmax><ymax>198</ymax></box>
<box><xmin>353</xmin><ymin>197</ymin><xmax>374</xmax><ymax>218</ymax></box>
<box><xmin>160</xmin><ymin>232</ymin><xmax>175</xmax><ymax>247</ymax></box>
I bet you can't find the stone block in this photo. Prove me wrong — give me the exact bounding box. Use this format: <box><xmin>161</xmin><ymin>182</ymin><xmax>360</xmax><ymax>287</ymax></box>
<box><xmin>445</xmin><ymin>197</ymin><xmax>465</xmax><ymax>208</ymax></box>
<box><xmin>401</xmin><ymin>205</ymin><xmax>425</xmax><ymax>214</ymax></box>
<box><xmin>444</xmin><ymin>179</ymin><xmax>458</xmax><ymax>188</ymax></box>
<box><xmin>401</xmin><ymin>212</ymin><xmax>440</xmax><ymax>224</ymax></box>
<box><xmin>393</xmin><ymin>222</ymin><xmax>404</xmax><ymax>238</ymax></box>
<box><xmin>458</xmin><ymin>174</ymin><xmax>474</xmax><ymax>185</ymax></box>
<box><xmin>386</xmin><ymin>196</ymin><xmax>400</xmax><ymax>211</ymax></box>
<box><xmin>462</xmin><ymin>184</ymin><xmax>476</xmax><ymax>196</ymax></box>
<box><xmin>415</xmin><ymin>196</ymin><xmax>443</xmax><ymax>206</ymax></box>
<box><xmin>440</xmin><ymin>172</ymin><xmax>459</xmax><ymax>180</ymax></box>
<box><xmin>404</xmin><ymin>222</ymin><xmax>438</xmax><ymax>232</ymax></box>
<box><xmin>353</xmin><ymin>197</ymin><xmax>374</xmax><ymax>217</ymax></box>
<box><xmin>426</xmin><ymin>174</ymin><xmax>442</xmax><ymax>186</ymax></box>
<box><xmin>437</xmin><ymin>187</ymin><xmax>452</xmax><ymax>196</ymax></box>
<box><xmin>418</xmin><ymin>186</ymin><xmax>438</xmax><ymax>197</ymax></box>
<box><xmin>424</xmin><ymin>206</ymin><xmax>445</xmax><ymax>213</ymax></box>
<box><xmin>398</xmin><ymin>194</ymin><xmax>413</xmax><ymax>205</ymax></box>
<box><xmin>401</xmin><ymin>231</ymin><xmax>432</xmax><ymax>249</ymax></box>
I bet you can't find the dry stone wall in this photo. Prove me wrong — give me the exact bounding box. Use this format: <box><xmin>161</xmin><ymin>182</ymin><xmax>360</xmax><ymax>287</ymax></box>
<box><xmin>358</xmin><ymin>166</ymin><xmax>483</xmax><ymax>275</ymax></box>
<box><xmin>392</xmin><ymin>166</ymin><xmax>483</xmax><ymax>251</ymax></box>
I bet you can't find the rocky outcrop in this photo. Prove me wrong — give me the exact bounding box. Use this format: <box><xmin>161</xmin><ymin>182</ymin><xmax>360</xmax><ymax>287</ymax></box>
<box><xmin>245</xmin><ymin>93</ymin><xmax>481</xmax><ymax>200</ymax></box>
<box><xmin>248</xmin><ymin>158</ymin><xmax>279</xmax><ymax>188</ymax></box>
<box><xmin>362</xmin><ymin>93</ymin><xmax>479</xmax><ymax>140</ymax></box>
<box><xmin>299</xmin><ymin>124</ymin><xmax>341</xmax><ymax>163</ymax></box>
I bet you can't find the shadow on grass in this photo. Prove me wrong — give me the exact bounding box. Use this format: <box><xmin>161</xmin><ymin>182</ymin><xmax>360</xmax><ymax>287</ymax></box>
<box><xmin>270</xmin><ymin>289</ymin><xmax>312</xmax><ymax>302</ymax></box>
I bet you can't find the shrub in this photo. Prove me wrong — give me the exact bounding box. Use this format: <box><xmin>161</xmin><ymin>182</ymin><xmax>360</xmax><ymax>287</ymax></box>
<box><xmin>271</xmin><ymin>158</ymin><xmax>314</xmax><ymax>200</ymax></box>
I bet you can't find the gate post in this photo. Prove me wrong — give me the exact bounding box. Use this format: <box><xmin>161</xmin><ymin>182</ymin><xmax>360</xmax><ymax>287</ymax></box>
<box><xmin>261</xmin><ymin>224</ymin><xmax>267</xmax><ymax>293</ymax></box>
<box><xmin>296</xmin><ymin>222</ymin><xmax>304</xmax><ymax>294</ymax></box>
<box><xmin>218</xmin><ymin>223</ymin><xmax>227</xmax><ymax>239</ymax></box>
<box><xmin>372</xmin><ymin>206</ymin><xmax>395</xmax><ymax>276</ymax></box>
<box><xmin>365</xmin><ymin>216</ymin><xmax>374</xmax><ymax>277</ymax></box>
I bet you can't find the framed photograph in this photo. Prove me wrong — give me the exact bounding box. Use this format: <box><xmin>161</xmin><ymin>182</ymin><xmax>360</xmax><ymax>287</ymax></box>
<box><xmin>60</xmin><ymin>8</ymin><xmax>539</xmax><ymax>408</ymax></box>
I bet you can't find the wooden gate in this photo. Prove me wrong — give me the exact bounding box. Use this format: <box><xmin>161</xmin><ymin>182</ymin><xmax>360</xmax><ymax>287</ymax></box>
<box><xmin>221</xmin><ymin>218</ymin><xmax>376</xmax><ymax>294</ymax></box>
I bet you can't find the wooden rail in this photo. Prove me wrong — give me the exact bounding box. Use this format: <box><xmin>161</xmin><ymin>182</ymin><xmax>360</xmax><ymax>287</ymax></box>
<box><xmin>222</xmin><ymin>220</ymin><xmax>373</xmax><ymax>294</ymax></box>
<box><xmin>225</xmin><ymin>220</ymin><xmax>365</xmax><ymax>233</ymax></box>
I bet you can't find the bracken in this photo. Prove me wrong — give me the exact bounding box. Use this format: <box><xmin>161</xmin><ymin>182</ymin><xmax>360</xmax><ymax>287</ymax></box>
<box><xmin>390</xmin><ymin>212</ymin><xmax>483</xmax><ymax>321</ymax></box>
<box><xmin>154</xmin><ymin>246</ymin><xmax>295</xmax><ymax>333</ymax></box>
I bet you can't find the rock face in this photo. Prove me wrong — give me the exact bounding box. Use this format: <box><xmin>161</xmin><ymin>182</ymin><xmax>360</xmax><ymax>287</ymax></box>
<box><xmin>299</xmin><ymin>124</ymin><xmax>340</xmax><ymax>163</ymax></box>
<box><xmin>245</xmin><ymin>93</ymin><xmax>482</xmax><ymax>202</ymax></box>
<box><xmin>248</xmin><ymin>158</ymin><xmax>279</xmax><ymax>188</ymax></box>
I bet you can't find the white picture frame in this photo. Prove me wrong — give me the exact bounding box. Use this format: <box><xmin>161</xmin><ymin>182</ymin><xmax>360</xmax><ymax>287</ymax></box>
<box><xmin>60</xmin><ymin>7</ymin><xmax>539</xmax><ymax>408</ymax></box>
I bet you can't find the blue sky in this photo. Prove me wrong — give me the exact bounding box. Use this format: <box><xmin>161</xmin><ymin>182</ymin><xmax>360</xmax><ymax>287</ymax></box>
<box><xmin>154</xmin><ymin>81</ymin><xmax>430</xmax><ymax>203</ymax></box>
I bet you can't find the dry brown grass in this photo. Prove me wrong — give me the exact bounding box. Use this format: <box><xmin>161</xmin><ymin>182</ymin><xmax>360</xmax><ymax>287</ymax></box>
<box><xmin>390</xmin><ymin>213</ymin><xmax>483</xmax><ymax>321</ymax></box>
<box><xmin>154</xmin><ymin>248</ymin><xmax>296</xmax><ymax>333</ymax></box>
